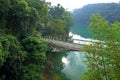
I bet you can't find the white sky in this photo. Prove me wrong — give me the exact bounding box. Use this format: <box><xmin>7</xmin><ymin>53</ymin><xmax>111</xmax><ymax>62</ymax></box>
<box><xmin>46</xmin><ymin>0</ymin><xmax>120</xmax><ymax>11</ymax></box>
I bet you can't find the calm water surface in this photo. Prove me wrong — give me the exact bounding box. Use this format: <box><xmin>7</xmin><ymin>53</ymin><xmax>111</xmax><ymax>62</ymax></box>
<box><xmin>50</xmin><ymin>52</ymin><xmax>87</xmax><ymax>80</ymax></box>
<box><xmin>49</xmin><ymin>24</ymin><xmax>93</xmax><ymax>80</ymax></box>
<box><xmin>70</xmin><ymin>24</ymin><xmax>93</xmax><ymax>38</ymax></box>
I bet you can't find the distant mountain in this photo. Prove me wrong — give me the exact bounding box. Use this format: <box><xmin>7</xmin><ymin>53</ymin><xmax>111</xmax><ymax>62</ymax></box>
<box><xmin>73</xmin><ymin>3</ymin><xmax>120</xmax><ymax>24</ymax></box>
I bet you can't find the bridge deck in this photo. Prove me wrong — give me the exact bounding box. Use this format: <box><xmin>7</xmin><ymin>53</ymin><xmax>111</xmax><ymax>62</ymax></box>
<box><xmin>44</xmin><ymin>39</ymin><xmax>84</xmax><ymax>51</ymax></box>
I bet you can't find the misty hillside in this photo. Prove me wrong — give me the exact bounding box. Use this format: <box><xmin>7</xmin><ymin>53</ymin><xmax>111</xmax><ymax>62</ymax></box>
<box><xmin>73</xmin><ymin>3</ymin><xmax>120</xmax><ymax>24</ymax></box>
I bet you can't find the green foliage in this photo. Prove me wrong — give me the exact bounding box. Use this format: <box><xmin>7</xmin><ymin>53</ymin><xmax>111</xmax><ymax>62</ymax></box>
<box><xmin>22</xmin><ymin>64</ymin><xmax>43</xmax><ymax>80</ymax></box>
<box><xmin>89</xmin><ymin>14</ymin><xmax>109</xmax><ymax>40</ymax></box>
<box><xmin>25</xmin><ymin>0</ymin><xmax>49</xmax><ymax>28</ymax></box>
<box><xmin>0</xmin><ymin>0</ymin><xmax>10</xmax><ymax>15</ymax></box>
<box><xmin>0</xmin><ymin>0</ymin><xmax>49</xmax><ymax>79</ymax></box>
<box><xmin>0</xmin><ymin>34</ymin><xmax>26</xmax><ymax>80</ymax></box>
<box><xmin>20</xmin><ymin>36</ymin><xmax>47</xmax><ymax>80</ymax></box>
<box><xmin>0</xmin><ymin>43</ymin><xmax>3</xmax><ymax>67</ymax></box>
<box><xmin>49</xmin><ymin>4</ymin><xmax>65</xmax><ymax>19</ymax></box>
<box><xmin>49</xmin><ymin>19</ymin><xmax>67</xmax><ymax>35</ymax></box>
<box><xmin>81</xmin><ymin>14</ymin><xmax>120</xmax><ymax>80</ymax></box>
<box><xmin>63</xmin><ymin>11</ymin><xmax>73</xmax><ymax>27</ymax></box>
<box><xmin>0</xmin><ymin>0</ymin><xmax>10</xmax><ymax>29</ymax></box>
<box><xmin>0</xmin><ymin>0</ymin><xmax>49</xmax><ymax>39</ymax></box>
<box><xmin>0</xmin><ymin>0</ymin><xmax>73</xmax><ymax>79</ymax></box>
<box><xmin>0</xmin><ymin>35</ymin><xmax>26</xmax><ymax>66</ymax></box>
<box><xmin>21</xmin><ymin>36</ymin><xmax>47</xmax><ymax>65</ymax></box>
<box><xmin>46</xmin><ymin>4</ymin><xmax>73</xmax><ymax>37</ymax></box>
<box><xmin>0</xmin><ymin>35</ymin><xmax>47</xmax><ymax>80</ymax></box>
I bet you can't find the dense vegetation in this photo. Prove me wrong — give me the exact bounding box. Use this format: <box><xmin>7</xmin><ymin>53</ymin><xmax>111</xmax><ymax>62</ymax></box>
<box><xmin>44</xmin><ymin>3</ymin><xmax>73</xmax><ymax>38</ymax></box>
<box><xmin>73</xmin><ymin>3</ymin><xmax>120</xmax><ymax>24</ymax></box>
<box><xmin>81</xmin><ymin>14</ymin><xmax>120</xmax><ymax>80</ymax></box>
<box><xmin>0</xmin><ymin>0</ymin><xmax>73</xmax><ymax>80</ymax></box>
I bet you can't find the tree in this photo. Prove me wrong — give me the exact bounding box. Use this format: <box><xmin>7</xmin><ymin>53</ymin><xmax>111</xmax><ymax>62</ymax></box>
<box><xmin>0</xmin><ymin>0</ymin><xmax>49</xmax><ymax>39</ymax></box>
<box><xmin>0</xmin><ymin>34</ymin><xmax>26</xmax><ymax>80</ymax></box>
<box><xmin>49</xmin><ymin>4</ymin><xmax>65</xmax><ymax>19</ymax></box>
<box><xmin>0</xmin><ymin>0</ymin><xmax>48</xmax><ymax>80</ymax></box>
<box><xmin>0</xmin><ymin>0</ymin><xmax>10</xmax><ymax>32</ymax></box>
<box><xmin>46</xmin><ymin>4</ymin><xmax>73</xmax><ymax>38</ymax></box>
<box><xmin>81</xmin><ymin>14</ymin><xmax>120</xmax><ymax>80</ymax></box>
<box><xmin>21</xmin><ymin>36</ymin><xmax>47</xmax><ymax>80</ymax></box>
<box><xmin>0</xmin><ymin>0</ymin><xmax>73</xmax><ymax>79</ymax></box>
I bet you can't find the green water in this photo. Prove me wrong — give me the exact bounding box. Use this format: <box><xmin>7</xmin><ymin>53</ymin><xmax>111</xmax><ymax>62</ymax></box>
<box><xmin>47</xmin><ymin>24</ymin><xmax>91</xmax><ymax>80</ymax></box>
<box><xmin>70</xmin><ymin>24</ymin><xmax>93</xmax><ymax>38</ymax></box>
<box><xmin>48</xmin><ymin>52</ymin><xmax>87</xmax><ymax>80</ymax></box>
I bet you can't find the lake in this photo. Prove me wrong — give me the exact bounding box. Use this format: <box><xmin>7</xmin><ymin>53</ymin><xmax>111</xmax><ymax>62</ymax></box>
<box><xmin>47</xmin><ymin>24</ymin><xmax>93</xmax><ymax>80</ymax></box>
<box><xmin>47</xmin><ymin>51</ymin><xmax>87</xmax><ymax>80</ymax></box>
<box><xmin>70</xmin><ymin>24</ymin><xmax>93</xmax><ymax>38</ymax></box>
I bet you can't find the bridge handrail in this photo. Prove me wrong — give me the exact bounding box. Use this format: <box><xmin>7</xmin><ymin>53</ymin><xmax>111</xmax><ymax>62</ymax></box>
<box><xmin>72</xmin><ymin>39</ymin><xmax>103</xmax><ymax>43</ymax></box>
<box><xmin>42</xmin><ymin>35</ymin><xmax>104</xmax><ymax>44</ymax></box>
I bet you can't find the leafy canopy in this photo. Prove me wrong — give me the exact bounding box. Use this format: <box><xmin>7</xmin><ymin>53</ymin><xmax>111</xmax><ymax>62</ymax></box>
<box><xmin>81</xmin><ymin>14</ymin><xmax>120</xmax><ymax>80</ymax></box>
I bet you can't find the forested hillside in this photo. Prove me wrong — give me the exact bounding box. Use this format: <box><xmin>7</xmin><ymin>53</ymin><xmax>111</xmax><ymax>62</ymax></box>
<box><xmin>73</xmin><ymin>3</ymin><xmax>120</xmax><ymax>24</ymax></box>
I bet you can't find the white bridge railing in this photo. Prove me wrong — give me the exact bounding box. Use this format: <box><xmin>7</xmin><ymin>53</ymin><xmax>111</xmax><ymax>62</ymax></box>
<box><xmin>42</xmin><ymin>35</ymin><xmax>103</xmax><ymax>45</ymax></box>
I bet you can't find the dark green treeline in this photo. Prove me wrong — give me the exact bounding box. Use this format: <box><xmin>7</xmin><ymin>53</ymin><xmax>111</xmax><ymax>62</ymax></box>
<box><xmin>0</xmin><ymin>0</ymin><xmax>73</xmax><ymax>80</ymax></box>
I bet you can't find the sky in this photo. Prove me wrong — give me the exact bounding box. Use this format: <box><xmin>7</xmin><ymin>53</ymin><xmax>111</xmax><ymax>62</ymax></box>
<box><xmin>46</xmin><ymin>0</ymin><xmax>120</xmax><ymax>11</ymax></box>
